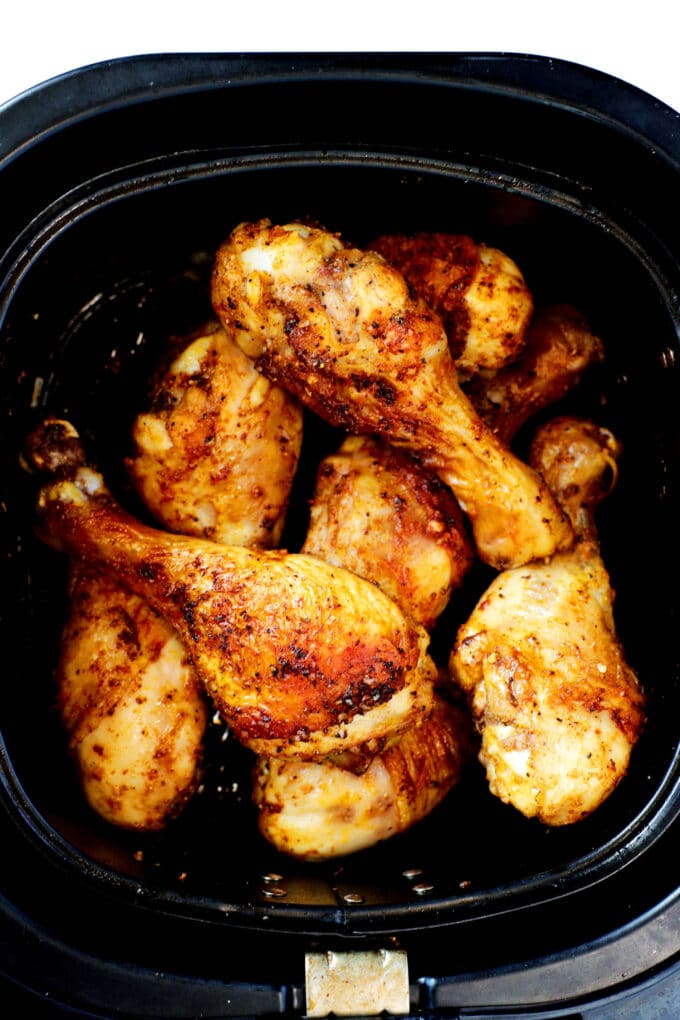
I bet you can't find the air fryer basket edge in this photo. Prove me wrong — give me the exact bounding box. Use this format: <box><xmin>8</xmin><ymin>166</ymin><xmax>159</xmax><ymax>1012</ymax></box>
<box><xmin>1</xmin><ymin>52</ymin><xmax>679</xmax><ymax>979</ymax></box>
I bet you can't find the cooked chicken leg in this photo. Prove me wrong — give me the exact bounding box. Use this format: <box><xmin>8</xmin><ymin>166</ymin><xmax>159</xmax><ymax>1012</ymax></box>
<box><xmin>59</xmin><ymin>322</ymin><xmax>301</xmax><ymax>828</ymax></box>
<box><xmin>29</xmin><ymin>314</ymin><xmax>303</xmax><ymax>830</ymax></box>
<box><xmin>302</xmin><ymin>434</ymin><xmax>474</xmax><ymax>630</ymax></box>
<box><xmin>253</xmin><ymin>691</ymin><xmax>475</xmax><ymax>859</ymax></box>
<box><xmin>465</xmin><ymin>304</ymin><xmax>605</xmax><ymax>444</ymax></box>
<box><xmin>449</xmin><ymin>416</ymin><xmax>646</xmax><ymax>825</ymax></box>
<box><xmin>26</xmin><ymin>419</ymin><xmax>435</xmax><ymax>761</ymax></box>
<box><xmin>210</xmin><ymin>219</ymin><xmax>573</xmax><ymax>569</ymax></box>
<box><xmin>368</xmin><ymin>231</ymin><xmax>534</xmax><ymax>377</ymax></box>
<box><xmin>365</xmin><ymin>235</ymin><xmax>604</xmax><ymax>443</ymax></box>
<box><xmin>22</xmin><ymin>418</ymin><xmax>209</xmax><ymax>829</ymax></box>
<box><xmin>127</xmin><ymin>321</ymin><xmax>303</xmax><ymax>548</ymax></box>
<box><xmin>255</xmin><ymin>432</ymin><xmax>477</xmax><ymax>858</ymax></box>
<box><xmin>58</xmin><ymin>564</ymin><xmax>207</xmax><ymax>830</ymax></box>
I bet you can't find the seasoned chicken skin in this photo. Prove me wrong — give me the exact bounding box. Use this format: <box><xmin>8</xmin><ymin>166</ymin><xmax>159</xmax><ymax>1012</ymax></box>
<box><xmin>366</xmin><ymin>236</ymin><xmax>603</xmax><ymax>442</ymax></box>
<box><xmin>253</xmin><ymin>692</ymin><xmax>475</xmax><ymax>859</ymax></box>
<box><xmin>58</xmin><ymin>565</ymin><xmax>207</xmax><ymax>830</ymax></box>
<box><xmin>369</xmin><ymin>232</ymin><xmax>533</xmax><ymax>377</ymax></box>
<box><xmin>465</xmin><ymin>304</ymin><xmax>605</xmax><ymax>443</ymax></box>
<box><xmin>211</xmin><ymin>219</ymin><xmax>572</xmax><ymax>569</ymax></box>
<box><xmin>85</xmin><ymin>322</ymin><xmax>300</xmax><ymax>826</ymax></box>
<box><xmin>27</xmin><ymin>420</ymin><xmax>435</xmax><ymax>761</ymax></box>
<box><xmin>255</xmin><ymin>432</ymin><xmax>475</xmax><ymax>858</ymax></box>
<box><xmin>29</xmin><ymin>316</ymin><xmax>303</xmax><ymax>830</ymax></box>
<box><xmin>450</xmin><ymin>416</ymin><xmax>646</xmax><ymax>825</ymax></box>
<box><xmin>22</xmin><ymin>419</ymin><xmax>208</xmax><ymax>829</ymax></box>
<box><xmin>302</xmin><ymin>435</ymin><xmax>474</xmax><ymax>630</ymax></box>
<box><xmin>127</xmin><ymin>321</ymin><xmax>303</xmax><ymax>548</ymax></box>
<box><xmin>258</xmin><ymin>433</ymin><xmax>475</xmax><ymax>858</ymax></box>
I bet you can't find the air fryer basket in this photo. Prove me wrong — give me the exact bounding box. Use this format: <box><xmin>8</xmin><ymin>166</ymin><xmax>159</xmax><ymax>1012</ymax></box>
<box><xmin>1</xmin><ymin>54</ymin><xmax>679</xmax><ymax>963</ymax></box>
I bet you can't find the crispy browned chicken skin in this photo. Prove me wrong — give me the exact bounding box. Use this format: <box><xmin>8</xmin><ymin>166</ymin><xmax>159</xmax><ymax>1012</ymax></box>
<box><xmin>302</xmin><ymin>434</ymin><xmax>474</xmax><ymax>630</ymax></box>
<box><xmin>30</xmin><ymin>317</ymin><xmax>303</xmax><ymax>830</ymax></box>
<box><xmin>368</xmin><ymin>231</ymin><xmax>534</xmax><ymax>377</ymax></box>
<box><xmin>58</xmin><ymin>564</ymin><xmax>207</xmax><ymax>830</ymax></box>
<box><xmin>253</xmin><ymin>692</ymin><xmax>475</xmax><ymax>859</ymax></box>
<box><xmin>23</xmin><ymin>419</ymin><xmax>209</xmax><ymax>830</ymax></box>
<box><xmin>450</xmin><ymin>416</ymin><xmax>646</xmax><ymax>825</ymax></box>
<box><xmin>210</xmin><ymin>219</ymin><xmax>573</xmax><ymax>570</ymax></box>
<box><xmin>127</xmin><ymin>321</ymin><xmax>303</xmax><ymax>548</ymax></box>
<box><xmin>465</xmin><ymin>304</ymin><xmax>605</xmax><ymax>443</ymax></box>
<box><xmin>255</xmin><ymin>430</ymin><xmax>477</xmax><ymax>858</ymax></box>
<box><xmin>26</xmin><ymin>419</ymin><xmax>435</xmax><ymax>761</ymax></box>
<box><xmin>366</xmin><ymin>236</ymin><xmax>604</xmax><ymax>443</ymax></box>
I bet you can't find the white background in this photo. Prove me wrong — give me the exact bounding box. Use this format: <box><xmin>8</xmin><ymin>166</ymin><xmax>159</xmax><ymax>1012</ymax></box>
<box><xmin>2</xmin><ymin>0</ymin><xmax>680</xmax><ymax>114</ymax></box>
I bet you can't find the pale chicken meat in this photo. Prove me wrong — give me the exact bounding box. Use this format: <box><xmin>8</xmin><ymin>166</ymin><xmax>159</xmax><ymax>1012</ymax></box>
<box><xmin>127</xmin><ymin>320</ymin><xmax>303</xmax><ymax>548</ymax></box>
<box><xmin>302</xmin><ymin>434</ymin><xmax>474</xmax><ymax>630</ymax></box>
<box><xmin>465</xmin><ymin>304</ymin><xmax>605</xmax><ymax>443</ymax></box>
<box><xmin>58</xmin><ymin>565</ymin><xmax>207</xmax><ymax>830</ymax></box>
<box><xmin>449</xmin><ymin>416</ymin><xmax>646</xmax><ymax>825</ymax></box>
<box><xmin>26</xmin><ymin>419</ymin><xmax>436</xmax><ymax>761</ymax></box>
<box><xmin>368</xmin><ymin>231</ymin><xmax>534</xmax><ymax>377</ymax></box>
<box><xmin>253</xmin><ymin>692</ymin><xmax>475</xmax><ymax>859</ymax></box>
<box><xmin>210</xmin><ymin>219</ymin><xmax>573</xmax><ymax>570</ymax></box>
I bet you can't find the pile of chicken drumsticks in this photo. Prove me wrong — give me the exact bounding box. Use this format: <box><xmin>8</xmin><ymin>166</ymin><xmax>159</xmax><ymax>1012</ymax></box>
<box><xmin>22</xmin><ymin>220</ymin><xmax>646</xmax><ymax>860</ymax></box>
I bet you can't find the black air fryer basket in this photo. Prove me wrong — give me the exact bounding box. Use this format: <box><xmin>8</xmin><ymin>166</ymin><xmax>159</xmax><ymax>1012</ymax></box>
<box><xmin>1</xmin><ymin>53</ymin><xmax>679</xmax><ymax>1018</ymax></box>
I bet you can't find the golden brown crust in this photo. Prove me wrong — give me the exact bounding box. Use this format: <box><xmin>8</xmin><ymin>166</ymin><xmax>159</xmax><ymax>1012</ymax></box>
<box><xmin>58</xmin><ymin>564</ymin><xmax>207</xmax><ymax>830</ymax></box>
<box><xmin>211</xmin><ymin>220</ymin><xmax>573</xmax><ymax>570</ymax></box>
<box><xmin>385</xmin><ymin>694</ymin><xmax>476</xmax><ymax>829</ymax></box>
<box><xmin>31</xmin><ymin>439</ymin><xmax>435</xmax><ymax>759</ymax></box>
<box><xmin>528</xmin><ymin>414</ymin><xmax>620</xmax><ymax>532</ymax></box>
<box><xmin>127</xmin><ymin>321</ymin><xmax>303</xmax><ymax>548</ymax></box>
<box><xmin>369</xmin><ymin>231</ymin><xmax>533</xmax><ymax>376</ymax></box>
<box><xmin>449</xmin><ymin>416</ymin><xmax>646</xmax><ymax>826</ymax></box>
<box><xmin>369</xmin><ymin>232</ymin><xmax>480</xmax><ymax>360</ymax></box>
<box><xmin>302</xmin><ymin>435</ymin><xmax>474</xmax><ymax>629</ymax></box>
<box><xmin>253</xmin><ymin>693</ymin><xmax>476</xmax><ymax>859</ymax></box>
<box><xmin>465</xmin><ymin>305</ymin><xmax>605</xmax><ymax>443</ymax></box>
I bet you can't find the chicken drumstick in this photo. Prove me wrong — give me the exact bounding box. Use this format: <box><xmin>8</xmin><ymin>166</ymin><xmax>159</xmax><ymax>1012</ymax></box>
<box><xmin>210</xmin><ymin>219</ymin><xmax>573</xmax><ymax>570</ymax></box>
<box><xmin>32</xmin><ymin>318</ymin><xmax>304</xmax><ymax>830</ymax></box>
<box><xmin>449</xmin><ymin>416</ymin><xmax>646</xmax><ymax>825</ymax></box>
<box><xmin>26</xmin><ymin>419</ymin><xmax>435</xmax><ymax>761</ymax></box>
<box><xmin>253</xmin><ymin>692</ymin><xmax>474</xmax><ymax>859</ymax></box>
<box><xmin>301</xmin><ymin>434</ymin><xmax>474</xmax><ymax>630</ymax></box>
<box><xmin>366</xmin><ymin>234</ymin><xmax>605</xmax><ymax>445</ymax></box>
<box><xmin>127</xmin><ymin>321</ymin><xmax>303</xmax><ymax>548</ymax></box>
<box><xmin>368</xmin><ymin>231</ymin><xmax>534</xmax><ymax>377</ymax></box>
<box><xmin>58</xmin><ymin>564</ymin><xmax>207</xmax><ymax>830</ymax></box>
<box><xmin>465</xmin><ymin>304</ymin><xmax>605</xmax><ymax>444</ymax></box>
<box><xmin>255</xmin><ymin>432</ymin><xmax>477</xmax><ymax>858</ymax></box>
